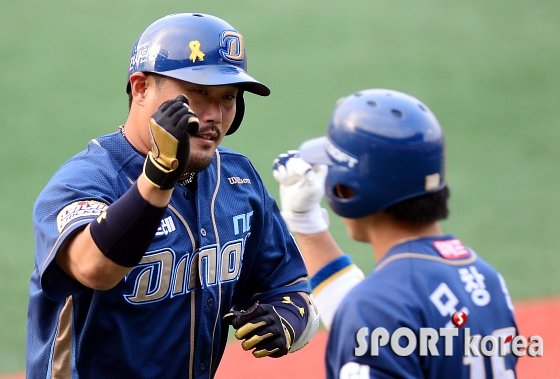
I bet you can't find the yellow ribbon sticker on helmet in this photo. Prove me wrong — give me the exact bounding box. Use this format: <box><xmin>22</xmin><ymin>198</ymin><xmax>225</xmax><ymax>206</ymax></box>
<box><xmin>189</xmin><ymin>40</ymin><xmax>205</xmax><ymax>63</ymax></box>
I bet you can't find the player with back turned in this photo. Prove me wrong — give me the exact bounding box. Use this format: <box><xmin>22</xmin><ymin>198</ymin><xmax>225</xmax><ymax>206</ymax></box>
<box><xmin>273</xmin><ymin>89</ymin><xmax>518</xmax><ymax>378</ymax></box>
<box><xmin>27</xmin><ymin>13</ymin><xmax>318</xmax><ymax>379</ymax></box>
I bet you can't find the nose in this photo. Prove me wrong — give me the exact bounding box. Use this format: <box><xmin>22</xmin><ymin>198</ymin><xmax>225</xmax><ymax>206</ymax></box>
<box><xmin>197</xmin><ymin>96</ymin><xmax>222</xmax><ymax>126</ymax></box>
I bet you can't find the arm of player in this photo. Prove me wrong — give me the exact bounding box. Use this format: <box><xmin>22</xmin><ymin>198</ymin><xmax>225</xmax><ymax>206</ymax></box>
<box><xmin>272</xmin><ymin>151</ymin><xmax>344</xmax><ymax>276</ymax></box>
<box><xmin>56</xmin><ymin>95</ymin><xmax>198</xmax><ymax>290</ymax></box>
<box><xmin>272</xmin><ymin>151</ymin><xmax>364</xmax><ymax>329</ymax></box>
<box><xmin>308</xmin><ymin>254</ymin><xmax>365</xmax><ymax>330</ymax></box>
<box><xmin>55</xmin><ymin>175</ymin><xmax>174</xmax><ymax>290</ymax></box>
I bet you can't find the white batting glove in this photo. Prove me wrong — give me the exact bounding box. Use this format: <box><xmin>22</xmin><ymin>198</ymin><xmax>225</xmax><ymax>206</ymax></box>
<box><xmin>272</xmin><ymin>150</ymin><xmax>329</xmax><ymax>234</ymax></box>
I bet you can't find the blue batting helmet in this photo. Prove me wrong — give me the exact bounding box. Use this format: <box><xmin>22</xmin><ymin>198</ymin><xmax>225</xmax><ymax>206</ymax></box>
<box><xmin>127</xmin><ymin>13</ymin><xmax>270</xmax><ymax>135</ymax></box>
<box><xmin>299</xmin><ymin>89</ymin><xmax>446</xmax><ymax>218</ymax></box>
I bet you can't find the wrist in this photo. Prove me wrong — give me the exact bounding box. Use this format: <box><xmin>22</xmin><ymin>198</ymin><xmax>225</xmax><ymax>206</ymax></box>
<box><xmin>143</xmin><ymin>152</ymin><xmax>181</xmax><ymax>190</ymax></box>
<box><xmin>137</xmin><ymin>174</ymin><xmax>174</xmax><ymax>208</ymax></box>
<box><xmin>263</xmin><ymin>293</ymin><xmax>309</xmax><ymax>346</ymax></box>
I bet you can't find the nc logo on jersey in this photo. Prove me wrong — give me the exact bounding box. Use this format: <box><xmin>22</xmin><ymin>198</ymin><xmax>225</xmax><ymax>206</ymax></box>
<box><xmin>57</xmin><ymin>200</ymin><xmax>108</xmax><ymax>233</ymax></box>
<box><xmin>219</xmin><ymin>30</ymin><xmax>245</xmax><ymax>65</ymax></box>
<box><xmin>233</xmin><ymin>211</ymin><xmax>253</xmax><ymax>235</ymax></box>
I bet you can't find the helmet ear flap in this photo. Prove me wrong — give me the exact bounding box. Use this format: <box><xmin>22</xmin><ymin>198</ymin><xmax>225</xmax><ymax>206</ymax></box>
<box><xmin>226</xmin><ymin>91</ymin><xmax>245</xmax><ymax>135</ymax></box>
<box><xmin>325</xmin><ymin>168</ymin><xmax>376</xmax><ymax>218</ymax></box>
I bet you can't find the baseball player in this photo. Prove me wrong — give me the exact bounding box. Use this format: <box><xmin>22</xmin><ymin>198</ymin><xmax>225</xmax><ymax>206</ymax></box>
<box><xmin>27</xmin><ymin>13</ymin><xmax>318</xmax><ymax>379</ymax></box>
<box><xmin>273</xmin><ymin>89</ymin><xmax>518</xmax><ymax>378</ymax></box>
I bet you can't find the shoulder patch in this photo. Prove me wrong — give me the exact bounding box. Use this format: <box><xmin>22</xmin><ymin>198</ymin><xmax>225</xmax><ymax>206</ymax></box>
<box><xmin>432</xmin><ymin>239</ymin><xmax>469</xmax><ymax>259</ymax></box>
<box><xmin>57</xmin><ymin>200</ymin><xmax>108</xmax><ymax>233</ymax></box>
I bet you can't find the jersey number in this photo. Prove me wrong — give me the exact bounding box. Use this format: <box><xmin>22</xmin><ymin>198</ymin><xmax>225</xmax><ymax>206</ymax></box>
<box><xmin>463</xmin><ymin>327</ymin><xmax>516</xmax><ymax>379</ymax></box>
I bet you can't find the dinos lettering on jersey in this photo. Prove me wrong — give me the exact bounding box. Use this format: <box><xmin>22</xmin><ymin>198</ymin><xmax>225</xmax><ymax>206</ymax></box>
<box><xmin>124</xmin><ymin>237</ymin><xmax>247</xmax><ymax>304</ymax></box>
<box><xmin>219</xmin><ymin>30</ymin><xmax>245</xmax><ymax>64</ymax></box>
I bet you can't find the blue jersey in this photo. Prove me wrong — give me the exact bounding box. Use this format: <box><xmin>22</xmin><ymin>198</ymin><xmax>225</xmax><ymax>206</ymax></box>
<box><xmin>27</xmin><ymin>131</ymin><xmax>310</xmax><ymax>379</ymax></box>
<box><xmin>326</xmin><ymin>235</ymin><xmax>517</xmax><ymax>379</ymax></box>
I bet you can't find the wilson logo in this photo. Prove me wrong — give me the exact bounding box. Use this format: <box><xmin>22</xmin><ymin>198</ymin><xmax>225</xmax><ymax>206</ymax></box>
<box><xmin>228</xmin><ymin>177</ymin><xmax>251</xmax><ymax>184</ymax></box>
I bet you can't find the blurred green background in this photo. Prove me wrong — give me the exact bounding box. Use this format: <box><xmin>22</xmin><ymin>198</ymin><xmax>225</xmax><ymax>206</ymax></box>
<box><xmin>1</xmin><ymin>0</ymin><xmax>559</xmax><ymax>374</ymax></box>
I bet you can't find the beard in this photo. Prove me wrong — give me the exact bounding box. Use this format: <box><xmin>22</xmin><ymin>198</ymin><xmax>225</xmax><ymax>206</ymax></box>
<box><xmin>184</xmin><ymin>124</ymin><xmax>223</xmax><ymax>173</ymax></box>
<box><xmin>185</xmin><ymin>150</ymin><xmax>214</xmax><ymax>173</ymax></box>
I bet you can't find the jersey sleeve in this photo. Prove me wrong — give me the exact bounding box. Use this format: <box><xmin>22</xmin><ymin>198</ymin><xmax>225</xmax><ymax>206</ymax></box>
<box><xmin>32</xmin><ymin>143</ymin><xmax>118</xmax><ymax>300</ymax></box>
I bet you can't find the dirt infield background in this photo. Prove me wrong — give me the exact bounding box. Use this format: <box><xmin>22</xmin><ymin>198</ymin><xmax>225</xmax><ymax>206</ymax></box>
<box><xmin>3</xmin><ymin>297</ymin><xmax>558</xmax><ymax>379</ymax></box>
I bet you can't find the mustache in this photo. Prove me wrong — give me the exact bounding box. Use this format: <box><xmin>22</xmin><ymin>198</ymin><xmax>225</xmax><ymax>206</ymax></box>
<box><xmin>195</xmin><ymin>124</ymin><xmax>221</xmax><ymax>140</ymax></box>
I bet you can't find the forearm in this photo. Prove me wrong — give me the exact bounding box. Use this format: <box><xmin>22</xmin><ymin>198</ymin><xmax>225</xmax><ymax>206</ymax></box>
<box><xmin>57</xmin><ymin>174</ymin><xmax>172</xmax><ymax>290</ymax></box>
<box><xmin>294</xmin><ymin>231</ymin><xmax>365</xmax><ymax>330</ymax></box>
<box><xmin>293</xmin><ymin>230</ymin><xmax>345</xmax><ymax>277</ymax></box>
<box><xmin>56</xmin><ymin>224</ymin><xmax>130</xmax><ymax>290</ymax></box>
<box><xmin>136</xmin><ymin>173</ymin><xmax>174</xmax><ymax>207</ymax></box>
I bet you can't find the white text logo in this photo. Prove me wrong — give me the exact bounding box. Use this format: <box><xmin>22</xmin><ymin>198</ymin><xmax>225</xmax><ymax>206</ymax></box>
<box><xmin>354</xmin><ymin>326</ymin><xmax>543</xmax><ymax>358</ymax></box>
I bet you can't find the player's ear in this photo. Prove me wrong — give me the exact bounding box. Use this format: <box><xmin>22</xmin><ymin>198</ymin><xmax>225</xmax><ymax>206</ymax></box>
<box><xmin>129</xmin><ymin>72</ymin><xmax>149</xmax><ymax>106</ymax></box>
